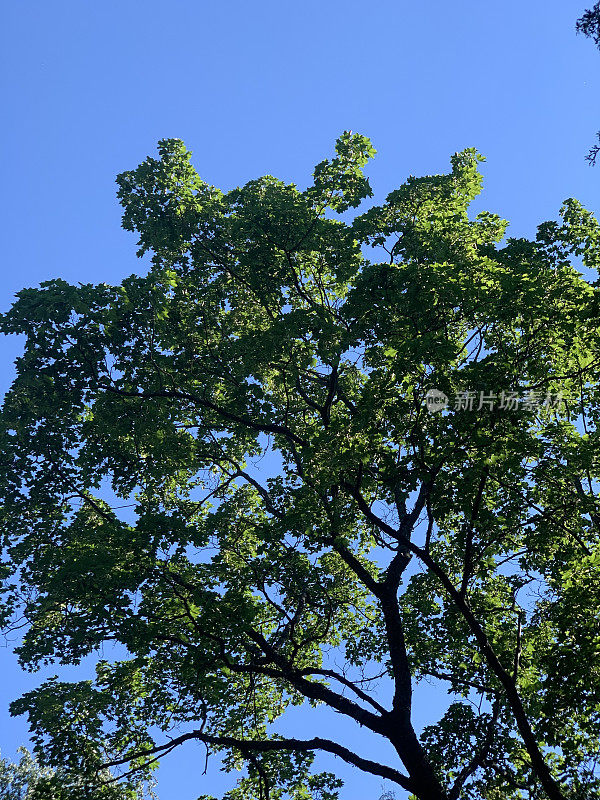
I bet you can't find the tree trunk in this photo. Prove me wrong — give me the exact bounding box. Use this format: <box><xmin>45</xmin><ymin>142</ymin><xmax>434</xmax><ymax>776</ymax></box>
<box><xmin>387</xmin><ymin>717</ymin><xmax>449</xmax><ymax>800</ymax></box>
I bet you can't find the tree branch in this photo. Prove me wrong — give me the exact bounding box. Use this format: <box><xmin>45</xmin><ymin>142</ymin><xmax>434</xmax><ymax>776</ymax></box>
<box><xmin>101</xmin><ymin>731</ymin><xmax>416</xmax><ymax>794</ymax></box>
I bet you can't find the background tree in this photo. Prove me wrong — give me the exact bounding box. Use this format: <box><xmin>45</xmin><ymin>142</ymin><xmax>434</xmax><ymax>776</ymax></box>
<box><xmin>0</xmin><ymin>748</ymin><xmax>137</xmax><ymax>799</ymax></box>
<box><xmin>577</xmin><ymin>2</ymin><xmax>600</xmax><ymax>45</ymax></box>
<box><xmin>577</xmin><ymin>2</ymin><xmax>600</xmax><ymax>163</ymax></box>
<box><xmin>1</xmin><ymin>133</ymin><xmax>600</xmax><ymax>799</ymax></box>
<box><xmin>0</xmin><ymin>748</ymin><xmax>50</xmax><ymax>800</ymax></box>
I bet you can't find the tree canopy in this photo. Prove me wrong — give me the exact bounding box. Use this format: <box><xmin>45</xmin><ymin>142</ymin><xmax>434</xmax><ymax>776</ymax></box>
<box><xmin>0</xmin><ymin>747</ymin><xmax>135</xmax><ymax>800</ymax></box>
<box><xmin>0</xmin><ymin>748</ymin><xmax>52</xmax><ymax>800</ymax></box>
<box><xmin>1</xmin><ymin>133</ymin><xmax>600</xmax><ymax>800</ymax></box>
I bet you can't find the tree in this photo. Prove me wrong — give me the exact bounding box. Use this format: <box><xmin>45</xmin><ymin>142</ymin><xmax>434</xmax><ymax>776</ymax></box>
<box><xmin>1</xmin><ymin>133</ymin><xmax>600</xmax><ymax>800</ymax></box>
<box><xmin>577</xmin><ymin>3</ymin><xmax>600</xmax><ymax>163</ymax></box>
<box><xmin>577</xmin><ymin>2</ymin><xmax>600</xmax><ymax>46</ymax></box>
<box><xmin>0</xmin><ymin>748</ymin><xmax>50</xmax><ymax>800</ymax></box>
<box><xmin>0</xmin><ymin>747</ymin><xmax>137</xmax><ymax>799</ymax></box>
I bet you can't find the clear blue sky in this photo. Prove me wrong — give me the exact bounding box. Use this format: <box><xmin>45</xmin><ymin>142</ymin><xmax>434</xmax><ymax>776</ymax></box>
<box><xmin>1</xmin><ymin>1</ymin><xmax>598</xmax><ymax>798</ymax></box>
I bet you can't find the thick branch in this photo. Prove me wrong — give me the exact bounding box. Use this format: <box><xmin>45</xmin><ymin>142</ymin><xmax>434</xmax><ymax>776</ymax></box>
<box><xmin>101</xmin><ymin>731</ymin><xmax>415</xmax><ymax>794</ymax></box>
<box><xmin>342</xmin><ymin>483</ymin><xmax>568</xmax><ymax>800</ymax></box>
<box><xmin>100</xmin><ymin>383</ymin><xmax>307</xmax><ymax>446</ymax></box>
